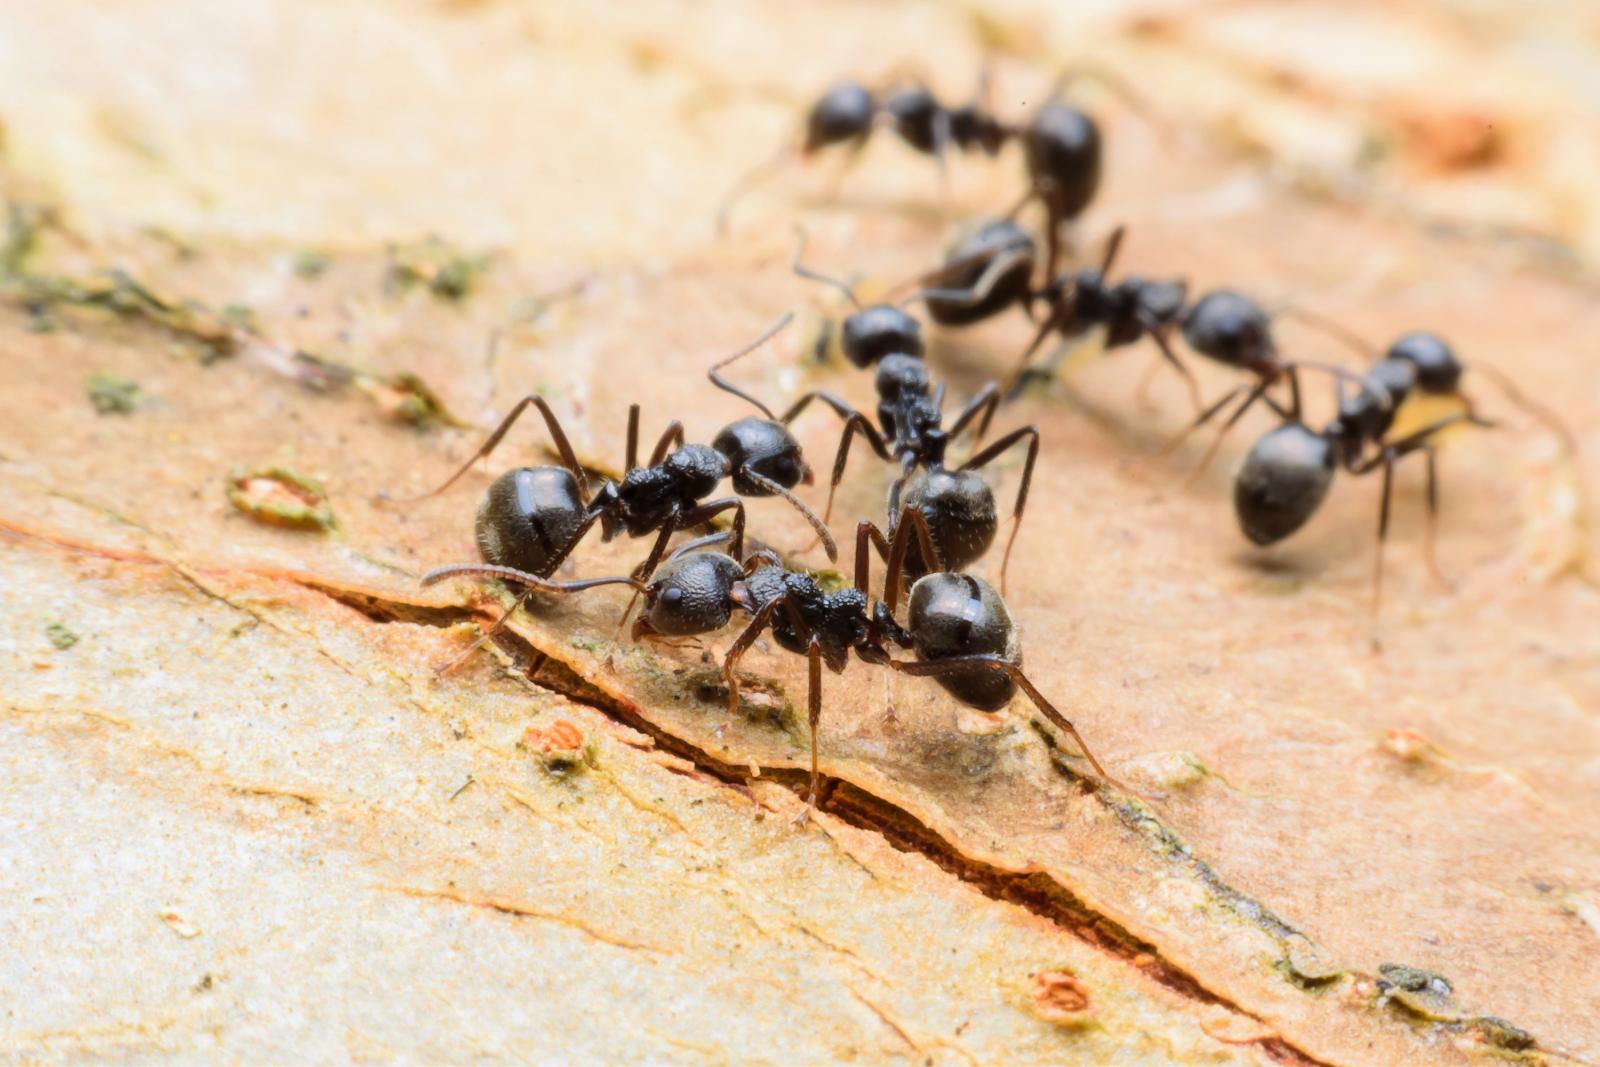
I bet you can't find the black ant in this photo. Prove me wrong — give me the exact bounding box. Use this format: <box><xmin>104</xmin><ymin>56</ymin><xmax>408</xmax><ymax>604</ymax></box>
<box><xmin>1233</xmin><ymin>356</ymin><xmax>1495</xmax><ymax>624</ymax></box>
<box><xmin>718</xmin><ymin>66</ymin><xmax>1145</xmax><ymax>276</ymax></box>
<box><xmin>621</xmin><ymin>508</ymin><xmax>1124</xmax><ymax>815</ymax></box>
<box><xmin>736</xmin><ymin>240</ymin><xmax>1040</xmax><ymax>594</ymax></box>
<box><xmin>390</xmin><ymin>315</ymin><xmax>839</xmax><ymax>651</ymax></box>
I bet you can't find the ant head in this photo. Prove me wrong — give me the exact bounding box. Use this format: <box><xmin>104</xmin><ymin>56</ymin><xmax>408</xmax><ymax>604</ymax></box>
<box><xmin>804</xmin><ymin>82</ymin><xmax>876</xmax><ymax>154</ymax></box>
<box><xmin>713</xmin><ymin>416</ymin><xmax>809</xmax><ymax>496</ymax></box>
<box><xmin>874</xmin><ymin>352</ymin><xmax>931</xmax><ymax>401</ymax></box>
<box><xmin>636</xmin><ymin>552</ymin><xmax>744</xmax><ymax>638</ymax></box>
<box><xmin>474</xmin><ymin>467</ymin><xmax>588</xmax><ymax>580</ymax></box>
<box><xmin>1024</xmin><ymin>104</ymin><xmax>1102</xmax><ymax>219</ymax></box>
<box><xmin>1233</xmin><ymin>423</ymin><xmax>1337</xmax><ymax>547</ymax></box>
<box><xmin>884</xmin><ymin>87</ymin><xmax>941</xmax><ymax>155</ymax></box>
<box><xmin>1182</xmin><ymin>290</ymin><xmax>1276</xmax><ymax>371</ymax></box>
<box><xmin>907</xmin><ymin>572</ymin><xmax>1019</xmax><ymax>711</ymax></box>
<box><xmin>664</xmin><ymin>443</ymin><xmax>730</xmax><ymax>499</ymax></box>
<box><xmin>1385</xmin><ymin>331</ymin><xmax>1463</xmax><ymax>395</ymax></box>
<box><xmin>841</xmin><ymin>304</ymin><xmax>924</xmax><ymax>368</ymax></box>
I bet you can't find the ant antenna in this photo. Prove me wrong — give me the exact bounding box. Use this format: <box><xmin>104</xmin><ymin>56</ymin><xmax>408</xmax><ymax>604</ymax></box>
<box><xmin>421</xmin><ymin>563</ymin><xmax>646</xmax><ymax>594</ymax></box>
<box><xmin>716</xmin><ymin>138</ymin><xmax>796</xmax><ymax>237</ymax></box>
<box><xmin>743</xmin><ymin>467</ymin><xmax>840</xmax><ymax>562</ymax></box>
<box><xmin>707</xmin><ymin>311</ymin><xmax>797</xmax><ymax>421</ymax></box>
<box><xmin>1043</xmin><ymin>63</ymin><xmax>1173</xmax><ymax>147</ymax></box>
<box><xmin>1473</xmin><ymin>362</ymin><xmax>1578</xmax><ymax>456</ymax></box>
<box><xmin>790</xmin><ymin>227</ymin><xmax>862</xmax><ymax>308</ymax></box>
<box><xmin>1272</xmin><ymin>303</ymin><xmax>1381</xmax><ymax>362</ymax></box>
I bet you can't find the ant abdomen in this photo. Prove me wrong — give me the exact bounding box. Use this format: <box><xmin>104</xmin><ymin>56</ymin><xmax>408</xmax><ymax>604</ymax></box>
<box><xmin>1233</xmin><ymin>423</ymin><xmax>1337</xmax><ymax>546</ymax></box>
<box><xmin>1024</xmin><ymin>104</ymin><xmax>1103</xmax><ymax>220</ymax></box>
<box><xmin>713</xmin><ymin>417</ymin><xmax>807</xmax><ymax>495</ymax></box>
<box><xmin>475</xmin><ymin>467</ymin><xmax>587</xmax><ymax>578</ymax></box>
<box><xmin>924</xmin><ymin>219</ymin><xmax>1036</xmax><ymax>326</ymax></box>
<box><xmin>900</xmin><ymin>467</ymin><xmax>999</xmax><ymax>574</ymax></box>
<box><xmin>908</xmin><ymin>573</ymin><xmax>1020</xmax><ymax>710</ymax></box>
<box><xmin>805</xmin><ymin>82</ymin><xmax>875</xmax><ymax>154</ymax></box>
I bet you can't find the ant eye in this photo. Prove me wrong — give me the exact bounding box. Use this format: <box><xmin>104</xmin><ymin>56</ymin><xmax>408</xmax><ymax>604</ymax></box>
<box><xmin>661</xmin><ymin>586</ymin><xmax>683</xmax><ymax>605</ymax></box>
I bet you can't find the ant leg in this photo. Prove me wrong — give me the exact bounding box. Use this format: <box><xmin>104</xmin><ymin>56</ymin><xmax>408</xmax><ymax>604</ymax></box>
<box><xmin>780</xmin><ymin>389</ymin><xmax>875</xmax><ymax>429</ymax></box>
<box><xmin>856</xmin><ymin>519</ymin><xmax>893</xmax><ymax>577</ymax></box>
<box><xmin>906</xmin><ymin>246</ymin><xmax>1033</xmax><ymax>310</ymax></box>
<box><xmin>435</xmin><ymin>588</ymin><xmax>532</xmax><ymax>676</ymax></box>
<box><xmin>1184</xmin><ymin>379</ymin><xmax>1273</xmax><ymax>484</ymax></box>
<box><xmin>676</xmin><ymin>496</ymin><xmax>747</xmax><ymax>562</ymax></box>
<box><xmin>800</xmin><ymin>637</ymin><xmax>825</xmax><ymax>821</ymax></box>
<box><xmin>1099</xmin><ymin>224</ymin><xmax>1126</xmax><ymax>274</ymax></box>
<box><xmin>1138</xmin><ymin>315</ymin><xmax>1203</xmax><ymax>415</ymax></box>
<box><xmin>1158</xmin><ymin>384</ymin><xmax>1249</xmax><ymax>458</ymax></box>
<box><xmin>882</xmin><ymin>504</ymin><xmax>940</xmax><ymax>608</ymax></box>
<box><xmin>1040</xmin><ymin>200</ymin><xmax>1067</xmax><ymax>292</ymax></box>
<box><xmin>821</xmin><ymin>138</ymin><xmax>868</xmax><ymax>201</ymax></box>
<box><xmin>818</xmin><ymin>413</ymin><xmax>895</xmax><ymax>526</ymax></box>
<box><xmin>1350</xmin><ymin>414</ymin><xmax>1477</xmax><ymax>631</ymax></box>
<box><xmin>625</xmin><ymin>404</ymin><xmax>640</xmax><ymax>472</ymax></box>
<box><xmin>961</xmin><ymin>426</ymin><xmax>1040</xmax><ymax>596</ymax></box>
<box><xmin>1373</xmin><ymin>449</ymin><xmax>1395</xmax><ymax>639</ymax></box>
<box><xmin>884</xmin><ymin>654</ymin><xmax>1128</xmax><ymax>792</ymax></box>
<box><xmin>648</xmin><ymin>421</ymin><xmax>686</xmax><ymax>466</ymax></box>
<box><xmin>716</xmin><ymin>136</ymin><xmax>796</xmax><ymax>237</ymax></box>
<box><xmin>1423</xmin><ymin>447</ymin><xmax>1451</xmax><ymax>589</ymax></box>
<box><xmin>393</xmin><ymin>394</ymin><xmax>588</xmax><ymax>503</ymax></box>
<box><xmin>1133</xmin><ymin>351</ymin><xmax>1164</xmax><ymax>413</ymax></box>
<box><xmin>721</xmin><ymin>595</ymin><xmax>784</xmax><ymax>724</ymax></box>
<box><xmin>421</xmin><ymin>564</ymin><xmax>644</xmax><ymax>672</ymax></box>
<box><xmin>946</xmin><ymin>382</ymin><xmax>1001</xmax><ymax>447</ymax></box>
<box><xmin>1005</xmin><ymin>305</ymin><xmax>1070</xmax><ymax>397</ymax></box>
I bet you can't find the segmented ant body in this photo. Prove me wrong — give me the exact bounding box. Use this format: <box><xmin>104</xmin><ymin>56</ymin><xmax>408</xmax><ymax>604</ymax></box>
<box><xmin>1234</xmin><ymin>355</ymin><xmax>1494</xmax><ymax>617</ymax></box>
<box><xmin>720</xmin><ymin>68</ymin><xmax>1138</xmax><ymax>276</ymax></box>
<box><xmin>395</xmin><ymin>316</ymin><xmax>838</xmax><ymax>608</ymax></box>
<box><xmin>626</xmin><ymin>508</ymin><xmax>1120</xmax><ymax>813</ymax></box>
<box><xmin>754</xmin><ymin>243</ymin><xmax>1041</xmax><ymax>591</ymax></box>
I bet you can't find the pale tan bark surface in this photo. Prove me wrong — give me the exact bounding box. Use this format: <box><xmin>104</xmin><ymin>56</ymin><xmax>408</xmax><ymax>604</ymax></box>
<box><xmin>1</xmin><ymin>2</ymin><xmax>1597</xmax><ymax>1064</ymax></box>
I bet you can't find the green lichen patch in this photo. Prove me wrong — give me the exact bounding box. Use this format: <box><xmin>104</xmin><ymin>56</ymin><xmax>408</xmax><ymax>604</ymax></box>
<box><xmin>1473</xmin><ymin>1015</ymin><xmax>1536</xmax><ymax>1052</ymax></box>
<box><xmin>225</xmin><ymin>466</ymin><xmax>337</xmax><ymax>531</ymax></box>
<box><xmin>44</xmin><ymin>621</ymin><xmax>80</xmax><ymax>650</ymax></box>
<box><xmin>1279</xmin><ymin>935</ymin><xmax>1345</xmax><ymax>988</ymax></box>
<box><xmin>13</xmin><ymin>270</ymin><xmax>234</xmax><ymax>362</ymax></box>
<box><xmin>362</xmin><ymin>371</ymin><xmax>471</xmax><ymax>429</ymax></box>
<box><xmin>86</xmin><ymin>372</ymin><xmax>142</xmax><ymax>414</ymax></box>
<box><xmin>291</xmin><ymin>248</ymin><xmax>330</xmax><ymax>279</ymax></box>
<box><xmin>384</xmin><ymin>239</ymin><xmax>490</xmax><ymax>301</ymax></box>
<box><xmin>1377</xmin><ymin>963</ymin><xmax>1460</xmax><ymax>1022</ymax></box>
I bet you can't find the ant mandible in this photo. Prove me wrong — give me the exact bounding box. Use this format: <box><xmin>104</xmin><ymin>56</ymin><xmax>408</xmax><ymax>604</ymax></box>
<box><xmin>624</xmin><ymin>507</ymin><xmax>1124</xmax><ymax>815</ymax></box>
<box><xmin>389</xmin><ymin>315</ymin><xmax>839</xmax><ymax>643</ymax></box>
